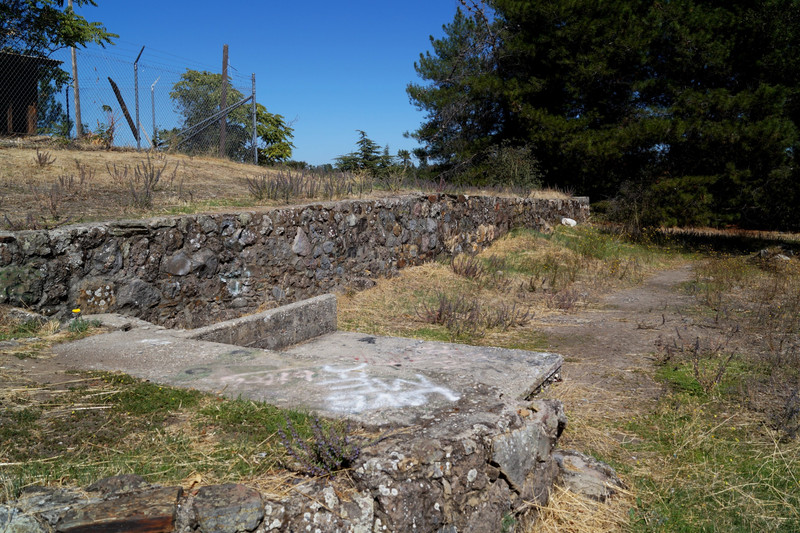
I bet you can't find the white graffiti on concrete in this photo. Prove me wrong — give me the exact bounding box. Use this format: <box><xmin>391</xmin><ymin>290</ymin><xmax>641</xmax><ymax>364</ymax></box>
<box><xmin>318</xmin><ymin>364</ymin><xmax>460</xmax><ymax>413</ymax></box>
<box><xmin>219</xmin><ymin>368</ymin><xmax>315</xmax><ymax>388</ymax></box>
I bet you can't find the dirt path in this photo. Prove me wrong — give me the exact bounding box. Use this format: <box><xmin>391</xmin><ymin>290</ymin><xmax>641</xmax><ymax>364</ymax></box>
<box><xmin>536</xmin><ymin>264</ymin><xmax>696</xmax><ymax>446</ymax></box>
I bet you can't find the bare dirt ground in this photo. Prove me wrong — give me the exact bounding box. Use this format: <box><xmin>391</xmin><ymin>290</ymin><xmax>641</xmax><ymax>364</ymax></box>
<box><xmin>539</xmin><ymin>265</ymin><xmax>695</xmax><ymax>430</ymax></box>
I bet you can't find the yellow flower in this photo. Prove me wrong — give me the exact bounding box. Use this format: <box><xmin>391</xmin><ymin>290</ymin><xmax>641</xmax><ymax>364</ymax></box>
<box><xmin>72</xmin><ymin>308</ymin><xmax>81</xmax><ymax>314</ymax></box>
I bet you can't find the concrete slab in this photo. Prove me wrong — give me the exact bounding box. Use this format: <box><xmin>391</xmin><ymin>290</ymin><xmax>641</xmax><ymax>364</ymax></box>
<box><xmin>52</xmin><ymin>316</ymin><xmax>561</xmax><ymax>427</ymax></box>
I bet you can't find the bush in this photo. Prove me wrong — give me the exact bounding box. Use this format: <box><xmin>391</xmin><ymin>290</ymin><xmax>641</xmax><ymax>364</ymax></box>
<box><xmin>609</xmin><ymin>176</ymin><xmax>716</xmax><ymax>232</ymax></box>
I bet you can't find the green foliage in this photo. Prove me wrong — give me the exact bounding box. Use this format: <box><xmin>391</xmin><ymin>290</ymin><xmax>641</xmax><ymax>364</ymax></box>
<box><xmin>67</xmin><ymin>317</ymin><xmax>100</xmax><ymax>334</ymax></box>
<box><xmin>0</xmin><ymin>318</ymin><xmax>43</xmax><ymax>341</ymax></box>
<box><xmin>335</xmin><ymin>130</ymin><xmax>397</xmax><ymax>176</ymax></box>
<box><xmin>1</xmin><ymin>1</ymin><xmax>115</xmax><ymax>138</ymax></box>
<box><xmin>0</xmin><ymin>0</ymin><xmax>116</xmax><ymax>56</ymax></box>
<box><xmin>625</xmin><ymin>393</ymin><xmax>800</xmax><ymax>532</ymax></box>
<box><xmin>37</xmin><ymin>67</ymin><xmax>72</xmax><ymax>136</ymax></box>
<box><xmin>255</xmin><ymin>104</ymin><xmax>294</xmax><ymax>164</ymax></box>
<box><xmin>168</xmin><ymin>70</ymin><xmax>250</xmax><ymax>160</ymax></box>
<box><xmin>168</xmin><ymin>70</ymin><xmax>294</xmax><ymax>163</ymax></box>
<box><xmin>407</xmin><ymin>8</ymin><xmax>499</xmax><ymax>172</ymax></box>
<box><xmin>409</xmin><ymin>1</ymin><xmax>800</xmax><ymax>230</ymax></box>
<box><xmin>113</xmin><ymin>382</ymin><xmax>201</xmax><ymax>418</ymax></box>
<box><xmin>200</xmin><ymin>397</ymin><xmax>312</xmax><ymax>442</ymax></box>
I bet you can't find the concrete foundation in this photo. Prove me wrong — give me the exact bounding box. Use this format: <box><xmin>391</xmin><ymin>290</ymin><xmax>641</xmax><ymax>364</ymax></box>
<box><xmin>39</xmin><ymin>295</ymin><xmax>567</xmax><ymax>531</ymax></box>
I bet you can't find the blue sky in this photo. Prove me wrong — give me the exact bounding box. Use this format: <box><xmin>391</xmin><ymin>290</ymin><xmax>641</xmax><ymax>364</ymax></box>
<box><xmin>61</xmin><ymin>1</ymin><xmax>462</xmax><ymax>165</ymax></box>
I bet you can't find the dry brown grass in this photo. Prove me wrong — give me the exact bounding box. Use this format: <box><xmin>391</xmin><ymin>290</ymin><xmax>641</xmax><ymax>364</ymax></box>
<box><xmin>0</xmin><ymin>145</ymin><xmax>570</xmax><ymax>228</ymax></box>
<box><xmin>0</xmin><ymin>146</ymin><xmax>278</xmax><ymax>223</ymax></box>
<box><xmin>339</xmin><ymin>227</ymin><xmax>672</xmax><ymax>350</ymax></box>
<box><xmin>525</xmin><ymin>484</ymin><xmax>635</xmax><ymax>533</ymax></box>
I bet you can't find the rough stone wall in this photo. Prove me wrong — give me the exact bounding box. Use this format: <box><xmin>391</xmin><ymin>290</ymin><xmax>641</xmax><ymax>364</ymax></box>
<box><xmin>0</xmin><ymin>399</ymin><xmax>568</xmax><ymax>533</ymax></box>
<box><xmin>0</xmin><ymin>194</ymin><xmax>589</xmax><ymax>328</ymax></box>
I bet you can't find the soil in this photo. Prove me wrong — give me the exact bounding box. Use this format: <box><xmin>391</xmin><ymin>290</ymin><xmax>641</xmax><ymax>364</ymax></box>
<box><xmin>535</xmin><ymin>265</ymin><xmax>697</xmax><ymax>449</ymax></box>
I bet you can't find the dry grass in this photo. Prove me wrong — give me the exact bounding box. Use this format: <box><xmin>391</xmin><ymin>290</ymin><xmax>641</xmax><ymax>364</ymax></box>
<box><xmin>526</xmin><ymin>484</ymin><xmax>635</xmax><ymax>533</ymax></box>
<box><xmin>539</xmin><ymin>381</ymin><xmax>649</xmax><ymax>461</ymax></box>
<box><xmin>0</xmin><ymin>145</ymin><xmax>570</xmax><ymax>229</ymax></box>
<box><xmin>0</xmin><ymin>146</ymin><xmax>279</xmax><ymax>224</ymax></box>
<box><xmin>339</xmin><ymin>227</ymin><xmax>673</xmax><ymax>349</ymax></box>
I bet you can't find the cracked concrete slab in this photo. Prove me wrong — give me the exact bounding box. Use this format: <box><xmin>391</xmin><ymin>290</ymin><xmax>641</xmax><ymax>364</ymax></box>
<box><xmin>51</xmin><ymin>312</ymin><xmax>561</xmax><ymax>427</ymax></box>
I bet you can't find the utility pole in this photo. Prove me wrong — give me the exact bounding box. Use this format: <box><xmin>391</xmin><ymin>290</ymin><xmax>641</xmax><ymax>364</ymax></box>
<box><xmin>219</xmin><ymin>44</ymin><xmax>229</xmax><ymax>158</ymax></box>
<box><xmin>68</xmin><ymin>0</ymin><xmax>82</xmax><ymax>137</ymax></box>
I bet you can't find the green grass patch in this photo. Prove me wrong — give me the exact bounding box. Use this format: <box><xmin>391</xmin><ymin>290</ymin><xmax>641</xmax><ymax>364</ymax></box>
<box><xmin>200</xmin><ymin>397</ymin><xmax>312</xmax><ymax>441</ymax></box>
<box><xmin>406</xmin><ymin>326</ymin><xmax>453</xmax><ymax>343</ymax></box>
<box><xmin>66</xmin><ymin>317</ymin><xmax>101</xmax><ymax>334</ymax></box>
<box><xmin>0</xmin><ymin>371</ymin><xmax>332</xmax><ymax>501</ymax></box>
<box><xmin>113</xmin><ymin>382</ymin><xmax>203</xmax><ymax>418</ymax></box>
<box><xmin>625</xmin><ymin>393</ymin><xmax>800</xmax><ymax>532</ymax></box>
<box><xmin>0</xmin><ymin>319</ymin><xmax>42</xmax><ymax>341</ymax></box>
<box><xmin>161</xmin><ymin>197</ymin><xmax>255</xmax><ymax>216</ymax></box>
<box><xmin>655</xmin><ymin>364</ymin><xmax>707</xmax><ymax>397</ymax></box>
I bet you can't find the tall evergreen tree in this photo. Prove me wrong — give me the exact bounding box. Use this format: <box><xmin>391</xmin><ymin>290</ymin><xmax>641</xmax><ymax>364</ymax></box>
<box><xmin>335</xmin><ymin>130</ymin><xmax>395</xmax><ymax>176</ymax></box>
<box><xmin>409</xmin><ymin>0</ymin><xmax>800</xmax><ymax>230</ymax></box>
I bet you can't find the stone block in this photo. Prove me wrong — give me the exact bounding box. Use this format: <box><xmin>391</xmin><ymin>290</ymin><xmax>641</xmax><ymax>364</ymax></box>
<box><xmin>188</xmin><ymin>293</ymin><xmax>337</xmax><ymax>350</ymax></box>
<box><xmin>55</xmin><ymin>486</ymin><xmax>181</xmax><ymax>533</ymax></box>
<box><xmin>192</xmin><ymin>484</ymin><xmax>263</xmax><ymax>533</ymax></box>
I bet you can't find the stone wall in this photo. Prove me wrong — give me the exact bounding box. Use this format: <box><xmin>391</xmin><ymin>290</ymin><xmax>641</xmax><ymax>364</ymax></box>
<box><xmin>0</xmin><ymin>194</ymin><xmax>589</xmax><ymax>328</ymax></box>
<box><xmin>0</xmin><ymin>398</ymin><xmax>568</xmax><ymax>533</ymax></box>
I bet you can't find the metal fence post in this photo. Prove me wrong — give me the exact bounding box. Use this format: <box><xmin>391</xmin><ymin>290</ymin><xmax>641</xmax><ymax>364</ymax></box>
<box><xmin>220</xmin><ymin>44</ymin><xmax>229</xmax><ymax>158</ymax></box>
<box><xmin>134</xmin><ymin>46</ymin><xmax>144</xmax><ymax>150</ymax></box>
<box><xmin>151</xmin><ymin>77</ymin><xmax>159</xmax><ymax>148</ymax></box>
<box><xmin>252</xmin><ymin>73</ymin><xmax>257</xmax><ymax>165</ymax></box>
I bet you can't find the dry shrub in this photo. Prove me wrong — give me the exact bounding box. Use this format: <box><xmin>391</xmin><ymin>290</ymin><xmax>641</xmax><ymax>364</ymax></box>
<box><xmin>34</xmin><ymin>148</ymin><xmax>56</xmax><ymax>168</ymax></box>
<box><xmin>451</xmin><ymin>253</ymin><xmax>485</xmax><ymax>279</ymax></box>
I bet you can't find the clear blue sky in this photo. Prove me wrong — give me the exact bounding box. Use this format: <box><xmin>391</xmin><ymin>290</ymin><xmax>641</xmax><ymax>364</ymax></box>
<box><xmin>64</xmin><ymin>0</ymin><xmax>462</xmax><ymax>165</ymax></box>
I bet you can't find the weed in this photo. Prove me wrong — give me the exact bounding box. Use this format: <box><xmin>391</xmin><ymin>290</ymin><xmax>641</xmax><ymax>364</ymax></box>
<box><xmin>380</xmin><ymin>171</ymin><xmax>406</xmax><ymax>192</ymax></box>
<box><xmin>105</xmin><ymin>161</ymin><xmax>130</xmax><ymax>186</ymax></box>
<box><xmin>31</xmin><ymin>182</ymin><xmax>68</xmax><ymax>223</ymax></box>
<box><xmin>774</xmin><ymin>388</ymin><xmax>800</xmax><ymax>439</ymax></box>
<box><xmin>89</xmin><ymin>105</ymin><xmax>116</xmax><ymax>149</ymax></box>
<box><xmin>484</xmin><ymin>302</ymin><xmax>531</xmax><ymax>331</ymax></box>
<box><xmin>245</xmin><ymin>169</ymin><xmax>368</xmax><ymax>203</ymax></box>
<box><xmin>417</xmin><ymin>292</ymin><xmax>485</xmax><ymax>339</ymax></box>
<box><xmin>0</xmin><ymin>317</ymin><xmax>44</xmax><ymax>341</ymax></box>
<box><xmin>278</xmin><ymin>415</ymin><xmax>361</xmax><ymax>476</ymax></box>
<box><xmin>500</xmin><ymin>512</ymin><xmax>516</xmax><ymax>533</ymax></box>
<box><xmin>130</xmin><ymin>154</ymin><xmax>177</xmax><ymax>208</ymax></box>
<box><xmin>245</xmin><ymin>174</ymin><xmax>273</xmax><ymax>201</ymax></box>
<box><xmin>56</xmin><ymin>161</ymin><xmax>94</xmax><ymax>196</ymax></box>
<box><xmin>625</xmin><ymin>393</ymin><xmax>800</xmax><ymax>532</ymax></box>
<box><xmin>74</xmin><ymin>159</ymin><xmax>95</xmax><ymax>185</ymax></box>
<box><xmin>484</xmin><ymin>254</ymin><xmax>508</xmax><ymax>273</ymax></box>
<box><xmin>546</xmin><ymin>287</ymin><xmax>585</xmax><ymax>311</ymax></box>
<box><xmin>451</xmin><ymin>253</ymin><xmax>485</xmax><ymax>279</ymax></box>
<box><xmin>34</xmin><ymin>148</ymin><xmax>56</xmax><ymax>168</ymax></box>
<box><xmin>67</xmin><ymin>317</ymin><xmax>101</xmax><ymax>334</ymax></box>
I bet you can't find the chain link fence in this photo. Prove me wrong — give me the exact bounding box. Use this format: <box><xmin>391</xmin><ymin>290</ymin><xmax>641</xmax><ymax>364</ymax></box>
<box><xmin>1</xmin><ymin>46</ymin><xmax>257</xmax><ymax>163</ymax></box>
